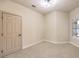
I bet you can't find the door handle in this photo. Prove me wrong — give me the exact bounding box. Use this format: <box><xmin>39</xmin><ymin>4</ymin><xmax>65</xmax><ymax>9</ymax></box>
<box><xmin>18</xmin><ymin>34</ymin><xmax>22</xmax><ymax>36</ymax></box>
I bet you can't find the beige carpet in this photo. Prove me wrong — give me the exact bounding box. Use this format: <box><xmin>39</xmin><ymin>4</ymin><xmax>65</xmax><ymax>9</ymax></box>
<box><xmin>5</xmin><ymin>41</ymin><xmax>79</xmax><ymax>58</ymax></box>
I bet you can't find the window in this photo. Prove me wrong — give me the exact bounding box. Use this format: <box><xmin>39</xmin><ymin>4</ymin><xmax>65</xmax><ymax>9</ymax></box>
<box><xmin>72</xmin><ymin>19</ymin><xmax>79</xmax><ymax>37</ymax></box>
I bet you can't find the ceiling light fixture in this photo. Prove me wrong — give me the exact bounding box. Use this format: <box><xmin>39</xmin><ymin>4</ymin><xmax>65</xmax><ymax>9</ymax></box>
<box><xmin>40</xmin><ymin>0</ymin><xmax>56</xmax><ymax>8</ymax></box>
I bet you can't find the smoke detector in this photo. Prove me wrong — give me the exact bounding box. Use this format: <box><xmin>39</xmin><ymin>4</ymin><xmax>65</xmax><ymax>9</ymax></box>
<box><xmin>32</xmin><ymin>5</ymin><xmax>36</xmax><ymax>8</ymax></box>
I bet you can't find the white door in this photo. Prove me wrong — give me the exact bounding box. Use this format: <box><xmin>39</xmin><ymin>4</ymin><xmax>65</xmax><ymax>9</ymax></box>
<box><xmin>3</xmin><ymin>12</ymin><xmax>22</xmax><ymax>56</ymax></box>
<box><xmin>0</xmin><ymin>11</ymin><xmax>3</xmax><ymax>57</ymax></box>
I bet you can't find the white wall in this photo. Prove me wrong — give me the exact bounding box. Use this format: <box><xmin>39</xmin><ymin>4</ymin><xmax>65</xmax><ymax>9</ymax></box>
<box><xmin>0</xmin><ymin>0</ymin><xmax>44</xmax><ymax>49</ymax></box>
<box><xmin>45</xmin><ymin>12</ymin><xmax>57</xmax><ymax>42</ymax></box>
<box><xmin>70</xmin><ymin>7</ymin><xmax>79</xmax><ymax>47</ymax></box>
<box><xmin>45</xmin><ymin>11</ymin><xmax>69</xmax><ymax>43</ymax></box>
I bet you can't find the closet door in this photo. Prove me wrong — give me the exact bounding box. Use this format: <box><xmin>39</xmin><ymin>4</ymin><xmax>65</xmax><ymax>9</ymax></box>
<box><xmin>3</xmin><ymin>12</ymin><xmax>22</xmax><ymax>56</ymax></box>
<box><xmin>0</xmin><ymin>11</ymin><xmax>3</xmax><ymax>57</ymax></box>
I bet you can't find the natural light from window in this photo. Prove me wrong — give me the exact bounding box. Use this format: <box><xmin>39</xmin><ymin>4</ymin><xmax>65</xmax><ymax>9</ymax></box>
<box><xmin>77</xmin><ymin>20</ymin><xmax>79</xmax><ymax>36</ymax></box>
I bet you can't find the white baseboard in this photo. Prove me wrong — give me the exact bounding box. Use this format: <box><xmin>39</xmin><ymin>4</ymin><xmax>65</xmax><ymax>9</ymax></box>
<box><xmin>22</xmin><ymin>40</ymin><xmax>70</xmax><ymax>49</ymax></box>
<box><xmin>45</xmin><ymin>40</ymin><xmax>69</xmax><ymax>44</ymax></box>
<box><xmin>22</xmin><ymin>40</ymin><xmax>42</xmax><ymax>49</ymax></box>
<box><xmin>70</xmin><ymin>42</ymin><xmax>79</xmax><ymax>48</ymax></box>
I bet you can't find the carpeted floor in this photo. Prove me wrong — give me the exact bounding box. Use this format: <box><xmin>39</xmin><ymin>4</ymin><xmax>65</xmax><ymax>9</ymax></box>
<box><xmin>5</xmin><ymin>41</ymin><xmax>79</xmax><ymax>58</ymax></box>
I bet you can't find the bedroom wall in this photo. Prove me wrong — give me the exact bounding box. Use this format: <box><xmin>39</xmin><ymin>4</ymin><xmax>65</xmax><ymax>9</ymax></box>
<box><xmin>45</xmin><ymin>11</ymin><xmax>69</xmax><ymax>43</ymax></box>
<box><xmin>0</xmin><ymin>0</ymin><xmax>44</xmax><ymax>49</ymax></box>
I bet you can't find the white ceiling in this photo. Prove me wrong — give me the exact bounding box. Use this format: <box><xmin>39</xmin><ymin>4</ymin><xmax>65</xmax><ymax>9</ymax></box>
<box><xmin>11</xmin><ymin>0</ymin><xmax>79</xmax><ymax>14</ymax></box>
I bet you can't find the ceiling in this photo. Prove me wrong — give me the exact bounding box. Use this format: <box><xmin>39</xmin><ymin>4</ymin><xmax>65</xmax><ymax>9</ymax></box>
<box><xmin>11</xmin><ymin>0</ymin><xmax>79</xmax><ymax>14</ymax></box>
